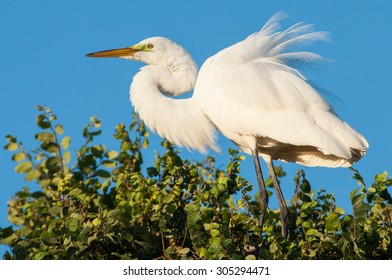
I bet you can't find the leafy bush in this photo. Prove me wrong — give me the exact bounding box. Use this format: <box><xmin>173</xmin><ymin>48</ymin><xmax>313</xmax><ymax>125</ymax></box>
<box><xmin>1</xmin><ymin>106</ymin><xmax>391</xmax><ymax>259</ymax></box>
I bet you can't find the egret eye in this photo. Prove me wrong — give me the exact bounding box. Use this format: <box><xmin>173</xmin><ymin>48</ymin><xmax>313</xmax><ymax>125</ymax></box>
<box><xmin>146</xmin><ymin>43</ymin><xmax>154</xmax><ymax>49</ymax></box>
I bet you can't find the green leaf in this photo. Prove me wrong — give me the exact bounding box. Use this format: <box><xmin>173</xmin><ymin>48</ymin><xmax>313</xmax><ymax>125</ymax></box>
<box><xmin>55</xmin><ymin>124</ymin><xmax>64</xmax><ymax>135</ymax></box>
<box><xmin>16</xmin><ymin>226</ymin><xmax>31</xmax><ymax>238</ymax></box>
<box><xmin>185</xmin><ymin>203</ymin><xmax>199</xmax><ymax>214</ymax></box>
<box><xmin>96</xmin><ymin>169</ymin><xmax>111</xmax><ymax>179</ymax></box>
<box><xmin>351</xmin><ymin>193</ymin><xmax>366</xmax><ymax>206</ymax></box>
<box><xmin>165</xmin><ymin>203</ymin><xmax>177</xmax><ymax>214</ymax></box>
<box><xmin>300</xmin><ymin>179</ymin><xmax>311</xmax><ymax>193</ymax></box>
<box><xmin>40</xmin><ymin>231</ymin><xmax>57</xmax><ymax>245</ymax></box>
<box><xmin>0</xmin><ymin>226</ymin><xmax>15</xmax><ymax>239</ymax></box>
<box><xmin>269</xmin><ymin>242</ymin><xmax>278</xmax><ymax>253</ymax></box>
<box><xmin>302</xmin><ymin>221</ymin><xmax>311</xmax><ymax>230</ymax></box>
<box><xmin>36</xmin><ymin>114</ymin><xmax>51</xmax><ymax>129</ymax></box>
<box><xmin>92</xmin><ymin>145</ymin><xmax>104</xmax><ymax>157</ymax></box>
<box><xmin>354</xmin><ymin>202</ymin><xmax>370</xmax><ymax>214</ymax></box>
<box><xmin>12</xmin><ymin>152</ymin><xmax>26</xmax><ymax>162</ymax></box>
<box><xmin>61</xmin><ymin>136</ymin><xmax>71</xmax><ymax>149</ymax></box>
<box><xmin>63</xmin><ymin>150</ymin><xmax>71</xmax><ymax>164</ymax></box>
<box><xmin>32</xmin><ymin>251</ymin><xmax>48</xmax><ymax>260</ymax></box>
<box><xmin>0</xmin><ymin>232</ymin><xmax>19</xmax><ymax>246</ymax></box>
<box><xmin>306</xmin><ymin>228</ymin><xmax>315</xmax><ymax>236</ymax></box>
<box><xmin>25</xmin><ymin>169</ymin><xmax>41</xmax><ymax>181</ymax></box>
<box><xmin>4</xmin><ymin>142</ymin><xmax>18</xmax><ymax>151</ymax></box>
<box><xmin>325</xmin><ymin>212</ymin><xmax>341</xmax><ymax>231</ymax></box>
<box><xmin>333</xmin><ymin>206</ymin><xmax>345</xmax><ymax>215</ymax></box>
<box><xmin>208</xmin><ymin>237</ymin><xmax>222</xmax><ymax>253</ymax></box>
<box><xmin>40</xmin><ymin>142</ymin><xmax>60</xmax><ymax>153</ymax></box>
<box><xmin>349</xmin><ymin>188</ymin><xmax>359</xmax><ymax>200</ymax></box>
<box><xmin>35</xmin><ymin>132</ymin><xmax>55</xmax><ymax>142</ymax></box>
<box><xmin>38</xmin><ymin>178</ymin><xmax>51</xmax><ymax>188</ymax></box>
<box><xmin>45</xmin><ymin>156</ymin><xmax>61</xmax><ymax>173</ymax></box>
<box><xmin>15</xmin><ymin>161</ymin><xmax>33</xmax><ymax>174</ymax></box>
<box><xmin>301</xmin><ymin>201</ymin><xmax>317</xmax><ymax>211</ymax></box>
<box><xmin>197</xmin><ymin>247</ymin><xmax>209</xmax><ymax>259</ymax></box>
<box><xmin>49</xmin><ymin>205</ymin><xmax>62</xmax><ymax>216</ymax></box>
<box><xmin>228</xmin><ymin>195</ymin><xmax>236</xmax><ymax>209</ymax></box>
<box><xmin>107</xmin><ymin>151</ymin><xmax>118</xmax><ymax>159</ymax></box>
<box><xmin>204</xmin><ymin>223</ymin><xmax>220</xmax><ymax>230</ymax></box>
<box><xmin>92</xmin><ymin>218</ymin><xmax>101</xmax><ymax>227</ymax></box>
<box><xmin>79</xmin><ymin>226</ymin><xmax>91</xmax><ymax>240</ymax></box>
<box><xmin>101</xmin><ymin>160</ymin><xmax>116</xmax><ymax>168</ymax></box>
<box><xmin>368</xmin><ymin>187</ymin><xmax>376</xmax><ymax>193</ymax></box>
<box><xmin>68</xmin><ymin>219</ymin><xmax>78</xmax><ymax>232</ymax></box>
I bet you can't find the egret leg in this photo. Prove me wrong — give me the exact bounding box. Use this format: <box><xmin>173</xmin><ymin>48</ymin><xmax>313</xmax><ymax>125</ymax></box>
<box><xmin>266</xmin><ymin>159</ymin><xmax>289</xmax><ymax>238</ymax></box>
<box><xmin>251</xmin><ymin>150</ymin><xmax>268</xmax><ymax>232</ymax></box>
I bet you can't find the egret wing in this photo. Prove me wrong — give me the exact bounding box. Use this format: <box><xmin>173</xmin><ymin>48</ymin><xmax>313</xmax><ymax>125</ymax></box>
<box><xmin>194</xmin><ymin>13</ymin><xmax>368</xmax><ymax>166</ymax></box>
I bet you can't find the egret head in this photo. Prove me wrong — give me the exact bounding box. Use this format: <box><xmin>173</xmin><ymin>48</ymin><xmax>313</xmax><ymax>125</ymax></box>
<box><xmin>86</xmin><ymin>37</ymin><xmax>197</xmax><ymax>72</ymax></box>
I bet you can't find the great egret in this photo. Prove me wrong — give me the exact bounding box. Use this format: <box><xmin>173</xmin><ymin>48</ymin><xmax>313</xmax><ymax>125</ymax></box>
<box><xmin>86</xmin><ymin>13</ymin><xmax>368</xmax><ymax>238</ymax></box>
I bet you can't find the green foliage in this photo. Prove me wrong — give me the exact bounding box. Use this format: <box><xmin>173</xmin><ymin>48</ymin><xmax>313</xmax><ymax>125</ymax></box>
<box><xmin>1</xmin><ymin>106</ymin><xmax>391</xmax><ymax>259</ymax></box>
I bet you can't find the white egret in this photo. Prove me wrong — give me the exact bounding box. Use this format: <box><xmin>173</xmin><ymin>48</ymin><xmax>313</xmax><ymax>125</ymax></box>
<box><xmin>86</xmin><ymin>13</ymin><xmax>368</xmax><ymax>238</ymax></box>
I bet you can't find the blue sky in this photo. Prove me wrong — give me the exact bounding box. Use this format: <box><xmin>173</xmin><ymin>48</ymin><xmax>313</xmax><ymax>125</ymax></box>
<box><xmin>1</xmin><ymin>1</ymin><xmax>391</xmax><ymax>256</ymax></box>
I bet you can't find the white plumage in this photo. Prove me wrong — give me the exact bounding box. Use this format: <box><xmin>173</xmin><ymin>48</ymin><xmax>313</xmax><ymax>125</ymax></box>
<box><xmin>193</xmin><ymin>13</ymin><xmax>367</xmax><ymax>167</ymax></box>
<box><xmin>87</xmin><ymin>12</ymin><xmax>368</xmax><ymax>237</ymax></box>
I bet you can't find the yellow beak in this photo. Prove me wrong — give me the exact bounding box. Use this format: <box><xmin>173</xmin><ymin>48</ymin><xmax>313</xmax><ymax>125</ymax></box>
<box><xmin>86</xmin><ymin>46</ymin><xmax>141</xmax><ymax>58</ymax></box>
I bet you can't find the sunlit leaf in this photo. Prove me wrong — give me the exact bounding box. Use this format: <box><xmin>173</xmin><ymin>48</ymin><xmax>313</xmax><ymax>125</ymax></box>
<box><xmin>12</xmin><ymin>152</ymin><xmax>26</xmax><ymax>162</ymax></box>
<box><xmin>55</xmin><ymin>124</ymin><xmax>64</xmax><ymax>135</ymax></box>
<box><xmin>333</xmin><ymin>206</ymin><xmax>345</xmax><ymax>215</ymax></box>
<box><xmin>4</xmin><ymin>142</ymin><xmax>18</xmax><ymax>151</ymax></box>
<box><xmin>25</xmin><ymin>169</ymin><xmax>41</xmax><ymax>181</ymax></box>
<box><xmin>63</xmin><ymin>150</ymin><xmax>71</xmax><ymax>164</ymax></box>
<box><xmin>368</xmin><ymin>187</ymin><xmax>376</xmax><ymax>193</ymax></box>
<box><xmin>107</xmin><ymin>151</ymin><xmax>118</xmax><ymax>159</ymax></box>
<box><xmin>15</xmin><ymin>161</ymin><xmax>33</xmax><ymax>174</ymax></box>
<box><xmin>92</xmin><ymin>218</ymin><xmax>101</xmax><ymax>227</ymax></box>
